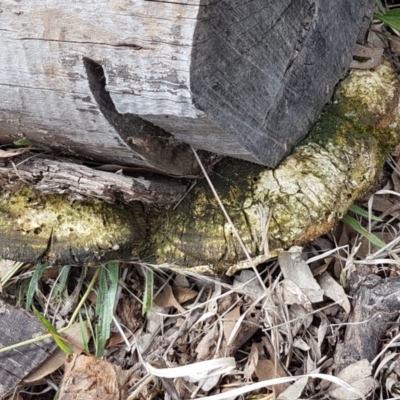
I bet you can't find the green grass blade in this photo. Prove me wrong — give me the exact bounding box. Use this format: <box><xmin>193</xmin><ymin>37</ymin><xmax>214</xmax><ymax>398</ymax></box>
<box><xmin>342</xmin><ymin>215</ymin><xmax>386</xmax><ymax>248</ymax></box>
<box><xmin>79</xmin><ymin>313</ymin><xmax>90</xmax><ymax>353</ymax></box>
<box><xmin>33</xmin><ymin>306</ymin><xmax>73</xmax><ymax>354</ymax></box>
<box><xmin>14</xmin><ymin>138</ymin><xmax>32</xmax><ymax>146</ymax></box>
<box><xmin>142</xmin><ymin>267</ymin><xmax>154</xmax><ymax>314</ymax></box>
<box><xmin>376</xmin><ymin>0</ymin><xmax>386</xmax><ymax>14</ymax></box>
<box><xmin>94</xmin><ymin>262</ymin><xmax>120</xmax><ymax>357</ymax></box>
<box><xmin>374</xmin><ymin>9</ymin><xmax>400</xmax><ymax>31</ymax></box>
<box><xmin>348</xmin><ymin>204</ymin><xmax>383</xmax><ymax>222</ymax></box>
<box><xmin>26</xmin><ymin>262</ymin><xmax>49</xmax><ymax>310</ymax></box>
<box><xmin>52</xmin><ymin>265</ymin><xmax>71</xmax><ymax>300</ymax></box>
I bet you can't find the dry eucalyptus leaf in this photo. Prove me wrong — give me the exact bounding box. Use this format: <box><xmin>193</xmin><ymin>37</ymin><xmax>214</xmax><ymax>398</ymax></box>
<box><xmin>278</xmin><ymin>369</ymin><xmax>320</xmax><ymax>400</ymax></box>
<box><xmin>279</xmin><ymin>279</ymin><xmax>313</xmax><ymax>311</ymax></box>
<box><xmin>154</xmin><ymin>284</ymin><xmax>185</xmax><ymax>313</ymax></box>
<box><xmin>172</xmin><ymin>286</ymin><xmax>198</xmax><ymax>304</ymax></box>
<box><xmin>196</xmin><ymin>323</ymin><xmax>219</xmax><ymax>361</ymax></box>
<box><xmin>222</xmin><ymin>306</ymin><xmax>241</xmax><ymax>343</ymax></box>
<box><xmin>0</xmin><ymin>147</ymin><xmax>31</xmax><ymax>158</ymax></box>
<box><xmin>23</xmin><ymin>322</ymin><xmax>89</xmax><ymax>384</ymax></box>
<box><xmin>329</xmin><ymin>359</ymin><xmax>376</xmax><ymax>399</ymax></box>
<box><xmin>279</xmin><ymin>247</ymin><xmax>324</xmax><ymax>304</ymax></box>
<box><xmin>317</xmin><ymin>272</ymin><xmax>350</xmax><ymax>314</ymax></box>
<box><xmin>255</xmin><ymin>359</ymin><xmax>289</xmax><ymax>395</ymax></box>
<box><xmin>243</xmin><ymin>342</ymin><xmax>260</xmax><ymax>379</ymax></box>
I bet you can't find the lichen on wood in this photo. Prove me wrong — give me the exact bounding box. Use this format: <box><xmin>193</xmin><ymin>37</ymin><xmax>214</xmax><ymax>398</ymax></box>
<box><xmin>0</xmin><ymin>187</ymin><xmax>146</xmax><ymax>264</ymax></box>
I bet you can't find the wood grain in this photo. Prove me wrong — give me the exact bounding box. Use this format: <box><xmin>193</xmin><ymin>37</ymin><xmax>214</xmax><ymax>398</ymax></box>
<box><xmin>0</xmin><ymin>300</ymin><xmax>57</xmax><ymax>398</ymax></box>
<box><xmin>0</xmin><ymin>0</ymin><xmax>375</xmax><ymax>172</ymax></box>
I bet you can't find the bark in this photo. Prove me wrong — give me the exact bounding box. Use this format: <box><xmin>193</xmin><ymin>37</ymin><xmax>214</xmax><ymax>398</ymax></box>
<box><xmin>1</xmin><ymin>63</ymin><xmax>399</xmax><ymax>271</ymax></box>
<box><xmin>0</xmin><ymin>1</ymin><xmax>374</xmax><ymax>172</ymax></box>
<box><xmin>58</xmin><ymin>355</ymin><xmax>131</xmax><ymax>400</ymax></box>
<box><xmin>0</xmin><ymin>156</ymin><xmax>186</xmax><ymax>204</ymax></box>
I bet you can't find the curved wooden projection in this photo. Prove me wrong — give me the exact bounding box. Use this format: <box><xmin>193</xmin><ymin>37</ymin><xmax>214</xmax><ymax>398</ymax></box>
<box><xmin>0</xmin><ymin>1</ymin><xmax>374</xmax><ymax>175</ymax></box>
<box><xmin>1</xmin><ymin>63</ymin><xmax>399</xmax><ymax>273</ymax></box>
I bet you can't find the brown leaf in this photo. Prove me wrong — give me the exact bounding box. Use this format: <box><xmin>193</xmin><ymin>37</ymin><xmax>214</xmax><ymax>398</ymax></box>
<box><xmin>255</xmin><ymin>358</ymin><xmax>290</xmax><ymax>396</ymax></box>
<box><xmin>196</xmin><ymin>324</ymin><xmax>219</xmax><ymax>361</ymax></box>
<box><xmin>107</xmin><ymin>331</ymin><xmax>132</xmax><ymax>347</ymax></box>
<box><xmin>172</xmin><ymin>286</ymin><xmax>198</xmax><ymax>304</ymax></box>
<box><xmin>23</xmin><ymin>322</ymin><xmax>90</xmax><ymax>384</ymax></box>
<box><xmin>222</xmin><ymin>305</ymin><xmax>241</xmax><ymax>343</ymax></box>
<box><xmin>154</xmin><ymin>284</ymin><xmax>185</xmax><ymax>313</ymax></box>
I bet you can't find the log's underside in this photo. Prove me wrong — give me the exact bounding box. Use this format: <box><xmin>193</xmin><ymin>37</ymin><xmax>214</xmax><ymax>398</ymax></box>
<box><xmin>0</xmin><ymin>0</ymin><xmax>375</xmax><ymax>175</ymax></box>
<box><xmin>0</xmin><ymin>64</ymin><xmax>399</xmax><ymax>272</ymax></box>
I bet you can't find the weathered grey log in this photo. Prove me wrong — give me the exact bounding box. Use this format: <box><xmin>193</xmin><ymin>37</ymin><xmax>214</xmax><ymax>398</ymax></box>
<box><xmin>0</xmin><ymin>0</ymin><xmax>374</xmax><ymax>174</ymax></box>
<box><xmin>0</xmin><ymin>299</ymin><xmax>57</xmax><ymax>399</ymax></box>
<box><xmin>1</xmin><ymin>64</ymin><xmax>399</xmax><ymax>270</ymax></box>
<box><xmin>0</xmin><ymin>155</ymin><xmax>186</xmax><ymax>204</ymax></box>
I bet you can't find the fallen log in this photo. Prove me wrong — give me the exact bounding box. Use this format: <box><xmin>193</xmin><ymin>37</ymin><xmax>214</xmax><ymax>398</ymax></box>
<box><xmin>0</xmin><ymin>1</ymin><xmax>374</xmax><ymax>173</ymax></box>
<box><xmin>1</xmin><ymin>63</ymin><xmax>399</xmax><ymax>271</ymax></box>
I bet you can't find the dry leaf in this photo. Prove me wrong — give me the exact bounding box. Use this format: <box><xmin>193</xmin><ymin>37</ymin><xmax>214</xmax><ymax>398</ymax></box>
<box><xmin>154</xmin><ymin>284</ymin><xmax>185</xmax><ymax>313</ymax></box>
<box><xmin>196</xmin><ymin>323</ymin><xmax>218</xmax><ymax>361</ymax></box>
<box><xmin>243</xmin><ymin>342</ymin><xmax>260</xmax><ymax>379</ymax></box>
<box><xmin>255</xmin><ymin>359</ymin><xmax>289</xmax><ymax>394</ymax></box>
<box><xmin>172</xmin><ymin>286</ymin><xmax>198</xmax><ymax>304</ymax></box>
<box><xmin>279</xmin><ymin>247</ymin><xmax>324</xmax><ymax>304</ymax></box>
<box><xmin>329</xmin><ymin>359</ymin><xmax>376</xmax><ymax>399</ymax></box>
<box><xmin>0</xmin><ymin>147</ymin><xmax>31</xmax><ymax>158</ymax></box>
<box><xmin>23</xmin><ymin>322</ymin><xmax>89</xmax><ymax>384</ymax></box>
<box><xmin>317</xmin><ymin>272</ymin><xmax>351</xmax><ymax>314</ymax></box>
<box><xmin>222</xmin><ymin>306</ymin><xmax>241</xmax><ymax>343</ymax></box>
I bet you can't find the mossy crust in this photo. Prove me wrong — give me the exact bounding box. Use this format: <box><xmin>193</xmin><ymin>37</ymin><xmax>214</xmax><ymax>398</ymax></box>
<box><xmin>0</xmin><ymin>188</ymin><xmax>146</xmax><ymax>264</ymax></box>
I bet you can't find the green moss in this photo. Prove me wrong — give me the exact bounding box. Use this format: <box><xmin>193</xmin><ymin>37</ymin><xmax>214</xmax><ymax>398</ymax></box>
<box><xmin>0</xmin><ymin>188</ymin><xmax>146</xmax><ymax>264</ymax></box>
